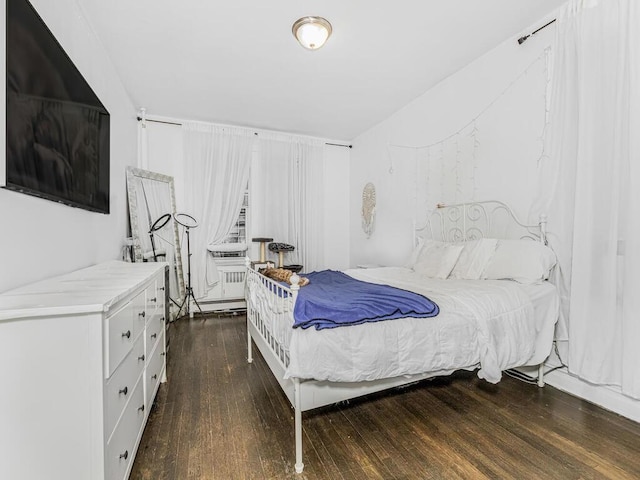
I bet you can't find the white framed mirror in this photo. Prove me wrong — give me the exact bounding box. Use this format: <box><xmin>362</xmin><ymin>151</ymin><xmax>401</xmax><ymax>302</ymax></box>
<box><xmin>126</xmin><ymin>167</ymin><xmax>185</xmax><ymax>306</ymax></box>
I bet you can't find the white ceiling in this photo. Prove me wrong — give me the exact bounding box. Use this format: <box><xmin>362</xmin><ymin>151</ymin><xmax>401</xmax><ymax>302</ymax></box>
<box><xmin>80</xmin><ymin>0</ymin><xmax>566</xmax><ymax>141</ymax></box>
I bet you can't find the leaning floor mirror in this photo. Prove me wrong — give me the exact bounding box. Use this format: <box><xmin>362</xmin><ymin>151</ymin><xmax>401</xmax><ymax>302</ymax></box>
<box><xmin>126</xmin><ymin>167</ymin><xmax>185</xmax><ymax>314</ymax></box>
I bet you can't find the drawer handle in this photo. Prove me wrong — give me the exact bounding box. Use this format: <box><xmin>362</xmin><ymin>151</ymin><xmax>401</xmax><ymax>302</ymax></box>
<box><xmin>151</xmin><ymin>333</ymin><xmax>157</xmax><ymax>339</ymax></box>
<box><xmin>161</xmin><ymin>316</ymin><xmax>165</xmax><ymax>323</ymax></box>
<box><xmin>138</xmin><ymin>311</ymin><xmax>146</xmax><ymax>318</ymax></box>
<box><xmin>138</xmin><ymin>404</ymin><xmax>145</xmax><ymax>412</ymax></box>
<box><xmin>149</xmin><ymin>297</ymin><xmax>157</xmax><ymax>303</ymax></box>
<box><xmin>159</xmin><ymin>286</ymin><xmax>165</xmax><ymax>291</ymax></box>
<box><xmin>161</xmin><ymin>352</ymin><xmax>166</xmax><ymax>357</ymax></box>
<box><xmin>152</xmin><ymin>374</ymin><xmax>158</xmax><ymax>380</ymax></box>
<box><xmin>119</xmin><ymin>450</ymin><xmax>129</xmax><ymax>460</ymax></box>
<box><xmin>122</xmin><ymin>330</ymin><xmax>131</xmax><ymax>339</ymax></box>
<box><xmin>119</xmin><ymin>386</ymin><xmax>128</xmax><ymax>396</ymax></box>
<box><xmin>138</xmin><ymin>354</ymin><xmax>145</xmax><ymax>362</ymax></box>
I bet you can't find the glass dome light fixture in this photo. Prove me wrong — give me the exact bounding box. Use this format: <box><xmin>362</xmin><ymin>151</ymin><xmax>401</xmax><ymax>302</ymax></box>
<box><xmin>292</xmin><ymin>16</ymin><xmax>332</xmax><ymax>50</ymax></box>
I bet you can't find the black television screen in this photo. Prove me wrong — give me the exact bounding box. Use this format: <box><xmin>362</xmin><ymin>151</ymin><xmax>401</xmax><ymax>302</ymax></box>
<box><xmin>5</xmin><ymin>0</ymin><xmax>110</xmax><ymax>213</ymax></box>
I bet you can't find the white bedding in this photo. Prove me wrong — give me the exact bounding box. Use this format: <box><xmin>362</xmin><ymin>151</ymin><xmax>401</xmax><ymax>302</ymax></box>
<box><xmin>285</xmin><ymin>267</ymin><xmax>559</xmax><ymax>383</ymax></box>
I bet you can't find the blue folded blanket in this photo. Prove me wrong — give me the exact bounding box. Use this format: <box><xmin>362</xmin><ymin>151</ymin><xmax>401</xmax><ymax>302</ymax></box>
<box><xmin>293</xmin><ymin>270</ymin><xmax>439</xmax><ymax>330</ymax></box>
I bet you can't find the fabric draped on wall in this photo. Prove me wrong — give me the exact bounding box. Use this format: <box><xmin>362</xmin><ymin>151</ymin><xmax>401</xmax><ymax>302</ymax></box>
<box><xmin>182</xmin><ymin>123</ymin><xmax>254</xmax><ymax>298</ymax></box>
<box><xmin>389</xmin><ymin>127</ymin><xmax>478</xmax><ymax>227</ymax></box>
<box><xmin>252</xmin><ymin>135</ymin><xmax>325</xmax><ymax>272</ymax></box>
<box><xmin>389</xmin><ymin>50</ymin><xmax>550</xmax><ymax>226</ymax></box>
<box><xmin>533</xmin><ymin>0</ymin><xmax>640</xmax><ymax>398</ymax></box>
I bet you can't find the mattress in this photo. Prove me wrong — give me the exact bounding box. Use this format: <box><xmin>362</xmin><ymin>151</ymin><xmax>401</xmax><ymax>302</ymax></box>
<box><xmin>285</xmin><ymin>267</ymin><xmax>559</xmax><ymax>383</ymax></box>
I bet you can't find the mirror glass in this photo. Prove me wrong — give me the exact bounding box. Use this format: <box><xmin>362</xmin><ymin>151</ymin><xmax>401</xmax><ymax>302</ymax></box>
<box><xmin>126</xmin><ymin>167</ymin><xmax>185</xmax><ymax>307</ymax></box>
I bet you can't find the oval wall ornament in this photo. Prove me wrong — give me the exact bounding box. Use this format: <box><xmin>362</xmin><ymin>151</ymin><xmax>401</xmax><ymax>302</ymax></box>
<box><xmin>361</xmin><ymin>182</ymin><xmax>376</xmax><ymax>238</ymax></box>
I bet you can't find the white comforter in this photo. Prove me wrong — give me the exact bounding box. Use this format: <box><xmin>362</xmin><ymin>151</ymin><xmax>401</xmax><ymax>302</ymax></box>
<box><xmin>285</xmin><ymin>267</ymin><xmax>558</xmax><ymax>383</ymax></box>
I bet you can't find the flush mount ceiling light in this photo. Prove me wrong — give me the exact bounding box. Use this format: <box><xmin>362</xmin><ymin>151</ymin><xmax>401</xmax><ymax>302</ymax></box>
<box><xmin>292</xmin><ymin>16</ymin><xmax>332</xmax><ymax>50</ymax></box>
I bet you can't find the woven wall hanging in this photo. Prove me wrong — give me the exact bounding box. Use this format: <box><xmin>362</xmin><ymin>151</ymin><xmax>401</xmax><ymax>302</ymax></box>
<box><xmin>361</xmin><ymin>182</ymin><xmax>376</xmax><ymax>238</ymax></box>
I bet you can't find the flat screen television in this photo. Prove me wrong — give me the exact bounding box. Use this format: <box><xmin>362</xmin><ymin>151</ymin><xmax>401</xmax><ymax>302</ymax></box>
<box><xmin>5</xmin><ymin>0</ymin><xmax>110</xmax><ymax>213</ymax></box>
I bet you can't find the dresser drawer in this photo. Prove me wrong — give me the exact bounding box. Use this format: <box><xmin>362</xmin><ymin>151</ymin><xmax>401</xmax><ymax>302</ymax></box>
<box><xmin>105</xmin><ymin>302</ymin><xmax>135</xmax><ymax>377</ymax></box>
<box><xmin>155</xmin><ymin>278</ymin><xmax>166</xmax><ymax>315</ymax></box>
<box><xmin>105</xmin><ymin>379</ymin><xmax>145</xmax><ymax>480</ymax></box>
<box><xmin>105</xmin><ymin>335</ymin><xmax>145</xmax><ymax>440</ymax></box>
<box><xmin>145</xmin><ymin>279</ymin><xmax>162</xmax><ymax>323</ymax></box>
<box><xmin>145</xmin><ymin>334</ymin><xmax>166</xmax><ymax>409</ymax></box>
<box><xmin>131</xmin><ymin>289</ymin><xmax>147</xmax><ymax>343</ymax></box>
<box><xmin>145</xmin><ymin>312</ymin><xmax>164</xmax><ymax>358</ymax></box>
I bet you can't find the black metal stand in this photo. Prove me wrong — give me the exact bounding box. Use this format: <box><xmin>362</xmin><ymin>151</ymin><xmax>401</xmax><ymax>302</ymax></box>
<box><xmin>176</xmin><ymin>226</ymin><xmax>202</xmax><ymax>318</ymax></box>
<box><xmin>148</xmin><ymin>213</ymin><xmax>171</xmax><ymax>262</ymax></box>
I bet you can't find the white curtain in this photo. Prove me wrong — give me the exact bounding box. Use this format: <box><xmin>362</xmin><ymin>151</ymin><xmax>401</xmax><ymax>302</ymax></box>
<box><xmin>252</xmin><ymin>134</ymin><xmax>325</xmax><ymax>272</ymax></box>
<box><xmin>182</xmin><ymin>123</ymin><xmax>254</xmax><ymax>298</ymax></box>
<box><xmin>533</xmin><ymin>0</ymin><xmax>640</xmax><ymax>397</ymax></box>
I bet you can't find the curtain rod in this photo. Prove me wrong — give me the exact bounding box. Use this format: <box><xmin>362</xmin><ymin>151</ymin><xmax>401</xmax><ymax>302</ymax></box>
<box><xmin>136</xmin><ymin>116</ymin><xmax>353</xmax><ymax>148</ymax></box>
<box><xmin>517</xmin><ymin>18</ymin><xmax>556</xmax><ymax>45</ymax></box>
<box><xmin>137</xmin><ymin>116</ymin><xmax>181</xmax><ymax>126</ymax></box>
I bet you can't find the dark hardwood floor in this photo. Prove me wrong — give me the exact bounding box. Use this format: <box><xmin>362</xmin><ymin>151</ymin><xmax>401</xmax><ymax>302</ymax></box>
<box><xmin>131</xmin><ymin>315</ymin><xmax>640</xmax><ymax>479</ymax></box>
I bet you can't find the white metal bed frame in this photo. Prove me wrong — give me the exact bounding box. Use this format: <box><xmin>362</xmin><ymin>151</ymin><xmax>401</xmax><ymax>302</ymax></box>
<box><xmin>245</xmin><ymin>200</ymin><xmax>549</xmax><ymax>474</ymax></box>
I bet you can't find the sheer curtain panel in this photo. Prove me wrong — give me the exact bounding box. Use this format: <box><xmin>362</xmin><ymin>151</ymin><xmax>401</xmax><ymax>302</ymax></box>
<box><xmin>534</xmin><ymin>0</ymin><xmax>640</xmax><ymax>398</ymax></box>
<box><xmin>252</xmin><ymin>135</ymin><xmax>325</xmax><ymax>272</ymax></box>
<box><xmin>182</xmin><ymin>123</ymin><xmax>254</xmax><ymax>298</ymax></box>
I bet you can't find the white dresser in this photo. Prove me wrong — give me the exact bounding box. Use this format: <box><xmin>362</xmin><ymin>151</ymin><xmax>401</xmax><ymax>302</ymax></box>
<box><xmin>0</xmin><ymin>261</ymin><xmax>168</xmax><ymax>480</ymax></box>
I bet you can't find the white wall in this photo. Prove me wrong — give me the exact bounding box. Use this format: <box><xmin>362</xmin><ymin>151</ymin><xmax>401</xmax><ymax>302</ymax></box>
<box><xmin>0</xmin><ymin>0</ymin><xmax>138</xmax><ymax>292</ymax></box>
<box><xmin>349</xmin><ymin>21</ymin><xmax>554</xmax><ymax>269</ymax></box>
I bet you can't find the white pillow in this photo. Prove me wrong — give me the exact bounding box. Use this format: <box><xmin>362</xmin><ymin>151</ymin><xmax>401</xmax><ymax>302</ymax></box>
<box><xmin>413</xmin><ymin>240</ymin><xmax>464</xmax><ymax>279</ymax></box>
<box><xmin>449</xmin><ymin>238</ymin><xmax>498</xmax><ymax>280</ymax></box>
<box><xmin>482</xmin><ymin>239</ymin><xmax>557</xmax><ymax>284</ymax></box>
<box><xmin>404</xmin><ymin>236</ymin><xmax>425</xmax><ymax>268</ymax></box>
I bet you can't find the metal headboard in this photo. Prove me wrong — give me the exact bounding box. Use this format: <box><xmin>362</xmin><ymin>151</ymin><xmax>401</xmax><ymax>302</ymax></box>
<box><xmin>416</xmin><ymin>200</ymin><xmax>547</xmax><ymax>244</ymax></box>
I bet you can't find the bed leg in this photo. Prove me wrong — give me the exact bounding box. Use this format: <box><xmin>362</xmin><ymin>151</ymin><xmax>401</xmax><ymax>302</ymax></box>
<box><xmin>247</xmin><ymin>316</ymin><xmax>253</xmax><ymax>364</ymax></box>
<box><xmin>293</xmin><ymin>378</ymin><xmax>304</xmax><ymax>474</ymax></box>
<box><xmin>537</xmin><ymin>363</ymin><xmax>545</xmax><ymax>387</ymax></box>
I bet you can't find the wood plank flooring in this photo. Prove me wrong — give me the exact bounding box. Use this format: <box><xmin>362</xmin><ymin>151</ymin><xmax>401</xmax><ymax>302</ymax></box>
<box><xmin>131</xmin><ymin>315</ymin><xmax>640</xmax><ymax>479</ymax></box>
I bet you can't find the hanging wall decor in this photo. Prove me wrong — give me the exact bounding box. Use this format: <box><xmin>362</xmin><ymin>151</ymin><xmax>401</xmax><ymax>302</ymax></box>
<box><xmin>361</xmin><ymin>182</ymin><xmax>376</xmax><ymax>238</ymax></box>
<box><xmin>386</xmin><ymin>48</ymin><xmax>551</xmax><ymax>218</ymax></box>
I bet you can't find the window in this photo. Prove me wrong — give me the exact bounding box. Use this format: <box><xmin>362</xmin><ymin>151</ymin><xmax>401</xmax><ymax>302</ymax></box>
<box><xmin>210</xmin><ymin>187</ymin><xmax>249</xmax><ymax>259</ymax></box>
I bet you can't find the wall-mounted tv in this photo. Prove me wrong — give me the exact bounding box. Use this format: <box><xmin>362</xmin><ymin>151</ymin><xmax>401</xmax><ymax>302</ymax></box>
<box><xmin>5</xmin><ymin>0</ymin><xmax>110</xmax><ymax>213</ymax></box>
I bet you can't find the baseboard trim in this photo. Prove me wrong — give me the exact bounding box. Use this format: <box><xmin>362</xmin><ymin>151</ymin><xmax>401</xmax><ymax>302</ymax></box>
<box><xmin>197</xmin><ymin>299</ymin><xmax>246</xmax><ymax>313</ymax></box>
<box><xmin>544</xmin><ymin>369</ymin><xmax>640</xmax><ymax>424</ymax></box>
